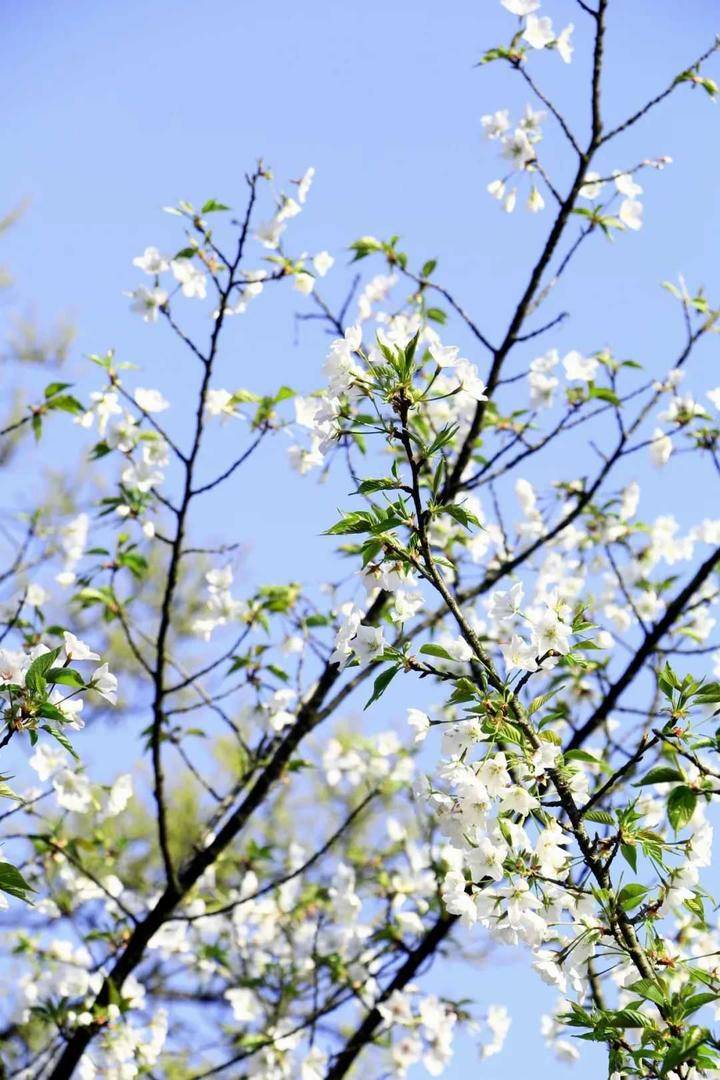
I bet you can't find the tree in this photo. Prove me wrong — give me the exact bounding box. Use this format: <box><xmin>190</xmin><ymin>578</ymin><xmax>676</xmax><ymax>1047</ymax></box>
<box><xmin>1</xmin><ymin>3</ymin><xmax>720</xmax><ymax>1077</ymax></box>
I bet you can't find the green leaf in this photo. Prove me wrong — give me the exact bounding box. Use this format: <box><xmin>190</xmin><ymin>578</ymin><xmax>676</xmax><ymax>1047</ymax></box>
<box><xmin>426</xmin><ymin>424</ymin><xmax>459</xmax><ymax>456</ymax></box>
<box><xmin>440</xmin><ymin>504</ymin><xmax>481</xmax><ymax>530</ymax></box>
<box><xmin>681</xmin><ymin>992</ymin><xmax>719</xmax><ymax>1019</ymax></box>
<box><xmin>667</xmin><ymin>785</ymin><xmax>697</xmax><ymax>832</ymax></box>
<box><xmin>25</xmin><ymin>648</ymin><xmax>61</xmax><ymax>694</ymax></box>
<box><xmin>348</xmin><ymin>236</ymin><xmax>383</xmax><ymax>261</ymax></box>
<box><xmin>90</xmin><ymin>441</ymin><xmax>112</xmax><ymax>459</ymax></box>
<box><xmin>403</xmin><ymin>330</ymin><xmax>420</xmax><ymax>374</ymax></box>
<box><xmin>324</xmin><ymin>511</ymin><xmax>376</xmax><ymax>536</ymax></box>
<box><xmin>75</xmin><ymin>586</ymin><xmax>118</xmax><ymax>614</ymax></box>
<box><xmin>356</xmin><ymin>478</ymin><xmax>401</xmax><ymax>495</ymax></box>
<box><xmin>588</xmin><ymin>385</ymin><xmax>620</xmax><ymax>406</ymax></box>
<box><xmin>305</xmin><ymin>613</ymin><xmax>330</xmax><ymax>628</ymax></box>
<box><xmin>528</xmin><ymin>685</ymin><xmax>566</xmax><ymax>716</ymax></box>
<box><xmin>635</xmin><ymin>765</ymin><xmax>685</xmax><ymax>786</ymax></box>
<box><xmin>258</xmin><ymin>583</ymin><xmax>299</xmax><ymax>613</ymax></box>
<box><xmin>478</xmin><ymin>45</ymin><xmax>514</xmax><ymax>65</ymax></box>
<box><xmin>658</xmin><ymin>663</ymin><xmax>681</xmax><ymax>699</ymax></box>
<box><xmin>266</xmin><ymin>664</ymin><xmax>289</xmax><ymax>683</ymax></box>
<box><xmin>38</xmin><ymin>703</ymin><xmax>71</xmax><ymax>725</ymax></box>
<box><xmin>44</xmin><ymin>381</ymin><xmax>72</xmax><ymax>398</ymax></box>
<box><xmin>607</xmin><ymin>1007</ymin><xmax>648</xmax><ymax>1028</ymax></box>
<box><xmin>419</xmin><ymin>643</ymin><xmax>453</xmax><ymax>661</ymax></box>
<box><xmin>584</xmin><ymin>809</ymin><xmax>614</xmax><ymax>826</ymax></box>
<box><xmin>627</xmin><ymin>978</ymin><xmax>668</xmax><ymax>1007</ymax></box>
<box><xmin>0</xmin><ymin>777</ymin><xmax>20</xmax><ymax>802</ymax></box>
<box><xmin>201</xmin><ymin>199</ymin><xmax>231</xmax><ymax>213</ymax></box>
<box><xmin>693</xmin><ymin>682</ymin><xmax>720</xmax><ymax>704</ymax></box>
<box><xmin>287</xmin><ymin>758</ymin><xmax>313</xmax><ymax>773</ymax></box>
<box><xmin>448</xmin><ymin>678</ymin><xmax>479</xmax><ymax>705</ymax></box>
<box><xmin>684</xmin><ymin>894</ymin><xmax>705</xmax><ymax>922</ymax></box>
<box><xmin>46</xmin><ymin>394</ymin><xmax>84</xmax><ymax>415</ymax></box>
<box><xmin>361</xmin><ymin>538</ymin><xmax>384</xmax><ymax>566</ymax></box>
<box><xmin>661</xmin><ymin>1027</ymin><xmax>712</xmax><ymax>1075</ymax></box>
<box><xmin>621</xmin><ymin>843</ymin><xmax>638</xmax><ymax>873</ymax></box>
<box><xmin>0</xmin><ymin>862</ymin><xmax>33</xmax><ymax>901</ymax></box>
<box><xmin>364</xmin><ymin>665</ymin><xmax>400</xmax><ymax>709</ymax></box>
<box><xmin>117</xmin><ymin>551</ymin><xmax>148</xmax><ymax>579</ymax></box>
<box><xmin>46</xmin><ymin>668</ymin><xmax>85</xmax><ymax>690</ymax></box>
<box><xmin>565</xmin><ymin>748</ymin><xmax>601</xmax><ymax>765</ymax></box>
<box><xmin>41</xmin><ymin>725</ymin><xmax>79</xmax><ymax>761</ymax></box>
<box><xmin>572</xmin><ymin>638</ymin><xmax>603</xmax><ymax>651</ymax></box>
<box><xmin>617</xmin><ymin>882</ymin><xmax>649</xmax><ymax>912</ymax></box>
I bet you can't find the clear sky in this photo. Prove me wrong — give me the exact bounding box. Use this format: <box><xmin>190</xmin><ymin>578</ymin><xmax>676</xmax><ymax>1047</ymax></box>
<box><xmin>2</xmin><ymin>1</ymin><xmax>720</xmax><ymax>1077</ymax></box>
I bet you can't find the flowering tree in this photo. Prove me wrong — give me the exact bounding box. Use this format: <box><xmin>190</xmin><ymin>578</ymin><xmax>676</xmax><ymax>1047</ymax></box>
<box><xmin>2</xmin><ymin>3</ymin><xmax>720</xmax><ymax>1077</ymax></box>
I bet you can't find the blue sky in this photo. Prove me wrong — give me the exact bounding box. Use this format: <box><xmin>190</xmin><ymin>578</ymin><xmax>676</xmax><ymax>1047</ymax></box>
<box><xmin>2</xmin><ymin>1</ymin><xmax>720</xmax><ymax>1076</ymax></box>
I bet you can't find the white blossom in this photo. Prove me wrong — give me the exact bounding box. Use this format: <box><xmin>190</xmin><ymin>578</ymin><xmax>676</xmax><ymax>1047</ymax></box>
<box><xmin>171</xmin><ymin>258</ymin><xmax>207</xmax><ymax>299</ymax></box>
<box><xmin>523</xmin><ymin>14</ymin><xmax>554</xmax><ymax>50</ymax></box>
<box><xmin>132</xmin><ymin>246</ymin><xmax>169</xmax><ymax>275</ymax></box>
<box><xmin>126</xmin><ymin>286</ymin><xmax>168</xmax><ymax>323</ymax></box>
<box><xmin>134</xmin><ymin>387</ymin><xmax>170</xmax><ymax>413</ymax></box>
